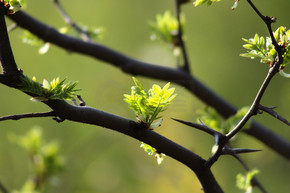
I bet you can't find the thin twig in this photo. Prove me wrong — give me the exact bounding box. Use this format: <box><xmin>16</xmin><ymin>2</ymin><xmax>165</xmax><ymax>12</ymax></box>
<box><xmin>175</xmin><ymin>0</ymin><xmax>190</xmax><ymax>73</ymax></box>
<box><xmin>0</xmin><ymin>111</ymin><xmax>56</xmax><ymax>121</ymax></box>
<box><xmin>0</xmin><ymin>3</ymin><xmax>19</xmax><ymax>74</ymax></box>
<box><xmin>51</xmin><ymin>0</ymin><xmax>91</xmax><ymax>42</ymax></box>
<box><xmin>246</xmin><ymin>0</ymin><xmax>280</xmax><ymax>52</ymax></box>
<box><xmin>205</xmin><ymin>0</ymin><xmax>285</xmax><ymax>168</ymax></box>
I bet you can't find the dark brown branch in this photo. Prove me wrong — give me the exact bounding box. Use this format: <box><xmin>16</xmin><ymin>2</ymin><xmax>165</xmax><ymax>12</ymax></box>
<box><xmin>0</xmin><ymin>72</ymin><xmax>224</xmax><ymax>192</ymax></box>
<box><xmin>0</xmin><ymin>4</ymin><xmax>18</xmax><ymax>74</ymax></box>
<box><xmin>7</xmin><ymin>11</ymin><xmax>290</xmax><ymax>160</ymax></box>
<box><xmin>41</xmin><ymin>100</ymin><xmax>223</xmax><ymax>193</ymax></box>
<box><xmin>0</xmin><ymin>111</ymin><xmax>56</xmax><ymax>121</ymax></box>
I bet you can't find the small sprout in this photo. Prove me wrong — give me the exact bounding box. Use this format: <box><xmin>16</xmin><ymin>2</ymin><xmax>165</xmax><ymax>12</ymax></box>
<box><xmin>140</xmin><ymin>142</ymin><xmax>165</xmax><ymax>165</ymax></box>
<box><xmin>125</xmin><ymin>78</ymin><xmax>176</xmax><ymax>164</ymax></box>
<box><xmin>197</xmin><ymin>106</ymin><xmax>250</xmax><ymax>136</ymax></box>
<box><xmin>0</xmin><ymin>0</ymin><xmax>23</xmax><ymax>14</ymax></box>
<box><xmin>231</xmin><ymin>0</ymin><xmax>239</xmax><ymax>10</ymax></box>
<box><xmin>149</xmin><ymin>11</ymin><xmax>185</xmax><ymax>55</ymax></box>
<box><xmin>19</xmin><ymin>76</ymin><xmax>80</xmax><ymax>101</ymax></box>
<box><xmin>9</xmin><ymin>127</ymin><xmax>64</xmax><ymax>192</ymax></box>
<box><xmin>236</xmin><ymin>169</ymin><xmax>260</xmax><ymax>193</ymax></box>
<box><xmin>124</xmin><ymin>77</ymin><xmax>176</xmax><ymax>129</ymax></box>
<box><xmin>193</xmin><ymin>0</ymin><xmax>221</xmax><ymax>7</ymax></box>
<box><xmin>38</xmin><ymin>43</ymin><xmax>50</xmax><ymax>55</ymax></box>
<box><xmin>279</xmin><ymin>69</ymin><xmax>290</xmax><ymax>78</ymax></box>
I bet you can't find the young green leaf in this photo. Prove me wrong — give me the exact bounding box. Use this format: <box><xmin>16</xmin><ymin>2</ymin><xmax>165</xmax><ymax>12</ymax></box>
<box><xmin>149</xmin><ymin>10</ymin><xmax>185</xmax><ymax>56</ymax></box>
<box><xmin>9</xmin><ymin>127</ymin><xmax>64</xmax><ymax>192</ymax></box>
<box><xmin>236</xmin><ymin>169</ymin><xmax>260</xmax><ymax>193</ymax></box>
<box><xmin>125</xmin><ymin>78</ymin><xmax>176</xmax><ymax>164</ymax></box>
<box><xmin>124</xmin><ymin>77</ymin><xmax>176</xmax><ymax>129</ymax></box>
<box><xmin>19</xmin><ymin>76</ymin><xmax>80</xmax><ymax>101</ymax></box>
<box><xmin>197</xmin><ymin>106</ymin><xmax>250</xmax><ymax>136</ymax></box>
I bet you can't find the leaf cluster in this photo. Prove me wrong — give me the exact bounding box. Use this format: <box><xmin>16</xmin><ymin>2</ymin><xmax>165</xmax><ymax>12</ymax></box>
<box><xmin>241</xmin><ymin>26</ymin><xmax>290</xmax><ymax>68</ymax></box>
<box><xmin>9</xmin><ymin>127</ymin><xmax>64</xmax><ymax>192</ymax></box>
<box><xmin>149</xmin><ymin>11</ymin><xmax>185</xmax><ymax>51</ymax></box>
<box><xmin>19</xmin><ymin>76</ymin><xmax>80</xmax><ymax>101</ymax></box>
<box><xmin>0</xmin><ymin>0</ymin><xmax>23</xmax><ymax>14</ymax></box>
<box><xmin>236</xmin><ymin>169</ymin><xmax>260</xmax><ymax>193</ymax></box>
<box><xmin>197</xmin><ymin>106</ymin><xmax>250</xmax><ymax>135</ymax></box>
<box><xmin>124</xmin><ymin>77</ymin><xmax>176</xmax><ymax>129</ymax></box>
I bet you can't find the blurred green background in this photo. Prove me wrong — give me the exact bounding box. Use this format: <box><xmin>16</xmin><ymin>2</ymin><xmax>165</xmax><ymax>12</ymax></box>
<box><xmin>0</xmin><ymin>0</ymin><xmax>290</xmax><ymax>192</ymax></box>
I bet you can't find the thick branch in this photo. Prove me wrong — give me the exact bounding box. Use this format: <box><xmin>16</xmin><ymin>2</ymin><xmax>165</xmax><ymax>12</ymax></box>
<box><xmin>7</xmin><ymin>11</ymin><xmax>290</xmax><ymax>160</ymax></box>
<box><xmin>41</xmin><ymin>100</ymin><xmax>223</xmax><ymax>193</ymax></box>
<box><xmin>0</xmin><ymin>4</ymin><xmax>18</xmax><ymax>74</ymax></box>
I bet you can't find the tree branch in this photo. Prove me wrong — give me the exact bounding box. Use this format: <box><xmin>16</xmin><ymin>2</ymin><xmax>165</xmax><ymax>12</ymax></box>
<box><xmin>7</xmin><ymin>10</ymin><xmax>290</xmax><ymax>160</ymax></box>
<box><xmin>0</xmin><ymin>111</ymin><xmax>56</xmax><ymax>121</ymax></box>
<box><xmin>0</xmin><ymin>3</ymin><xmax>18</xmax><ymax>75</ymax></box>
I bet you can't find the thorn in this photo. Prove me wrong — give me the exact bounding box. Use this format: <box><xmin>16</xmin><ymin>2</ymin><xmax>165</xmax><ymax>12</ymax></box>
<box><xmin>222</xmin><ymin>146</ymin><xmax>262</xmax><ymax>155</ymax></box>
<box><xmin>77</xmin><ymin>95</ymin><xmax>86</xmax><ymax>106</ymax></box>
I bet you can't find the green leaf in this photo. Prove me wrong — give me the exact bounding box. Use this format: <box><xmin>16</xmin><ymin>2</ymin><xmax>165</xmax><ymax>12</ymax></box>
<box><xmin>19</xmin><ymin>76</ymin><xmax>80</xmax><ymax>101</ymax></box>
<box><xmin>193</xmin><ymin>0</ymin><xmax>221</xmax><ymax>7</ymax></box>
<box><xmin>149</xmin><ymin>10</ymin><xmax>185</xmax><ymax>54</ymax></box>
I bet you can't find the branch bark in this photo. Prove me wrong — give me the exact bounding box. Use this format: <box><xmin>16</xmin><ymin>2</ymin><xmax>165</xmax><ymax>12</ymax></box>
<box><xmin>0</xmin><ymin>4</ymin><xmax>18</xmax><ymax>74</ymax></box>
<box><xmin>7</xmin><ymin>11</ymin><xmax>290</xmax><ymax>160</ymax></box>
